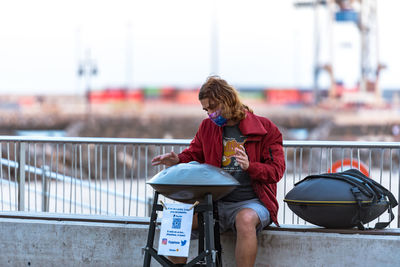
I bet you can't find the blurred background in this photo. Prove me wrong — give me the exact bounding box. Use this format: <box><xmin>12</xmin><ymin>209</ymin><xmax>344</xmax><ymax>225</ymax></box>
<box><xmin>1</xmin><ymin>0</ymin><xmax>400</xmax><ymax>141</ymax></box>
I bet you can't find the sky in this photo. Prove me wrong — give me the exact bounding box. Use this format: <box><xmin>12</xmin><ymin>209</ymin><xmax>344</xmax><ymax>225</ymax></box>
<box><xmin>0</xmin><ymin>0</ymin><xmax>399</xmax><ymax>95</ymax></box>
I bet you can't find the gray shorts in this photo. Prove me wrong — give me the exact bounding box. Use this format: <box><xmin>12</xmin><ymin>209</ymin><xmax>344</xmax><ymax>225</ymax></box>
<box><xmin>217</xmin><ymin>198</ymin><xmax>271</xmax><ymax>234</ymax></box>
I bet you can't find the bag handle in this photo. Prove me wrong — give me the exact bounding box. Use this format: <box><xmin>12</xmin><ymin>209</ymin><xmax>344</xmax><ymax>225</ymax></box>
<box><xmin>343</xmin><ymin>169</ymin><xmax>398</xmax><ymax>208</ymax></box>
<box><xmin>299</xmin><ymin>173</ymin><xmax>375</xmax><ymax>198</ymax></box>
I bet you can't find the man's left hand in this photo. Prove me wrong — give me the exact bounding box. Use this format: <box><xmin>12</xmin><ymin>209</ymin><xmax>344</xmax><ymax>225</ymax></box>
<box><xmin>235</xmin><ymin>145</ymin><xmax>249</xmax><ymax>171</ymax></box>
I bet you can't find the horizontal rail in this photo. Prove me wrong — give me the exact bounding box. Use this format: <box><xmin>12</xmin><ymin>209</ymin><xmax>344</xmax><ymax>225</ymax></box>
<box><xmin>1</xmin><ymin>136</ymin><xmax>400</xmax><ymax>149</ymax></box>
<box><xmin>0</xmin><ymin>136</ymin><xmax>191</xmax><ymax>145</ymax></box>
<box><xmin>0</xmin><ymin>211</ymin><xmax>151</xmax><ymax>224</ymax></box>
<box><xmin>283</xmin><ymin>140</ymin><xmax>400</xmax><ymax>148</ymax></box>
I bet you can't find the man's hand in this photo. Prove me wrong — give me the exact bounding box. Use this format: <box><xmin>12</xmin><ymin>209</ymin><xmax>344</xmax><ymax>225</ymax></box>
<box><xmin>234</xmin><ymin>145</ymin><xmax>249</xmax><ymax>170</ymax></box>
<box><xmin>151</xmin><ymin>151</ymin><xmax>180</xmax><ymax>167</ymax></box>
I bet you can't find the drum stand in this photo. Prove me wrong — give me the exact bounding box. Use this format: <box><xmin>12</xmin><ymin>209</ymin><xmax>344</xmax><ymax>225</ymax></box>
<box><xmin>143</xmin><ymin>191</ymin><xmax>222</xmax><ymax>267</ymax></box>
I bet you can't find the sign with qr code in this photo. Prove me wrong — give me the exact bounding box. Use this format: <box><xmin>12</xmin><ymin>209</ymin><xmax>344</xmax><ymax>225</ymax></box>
<box><xmin>172</xmin><ymin>217</ymin><xmax>182</xmax><ymax>229</ymax></box>
<box><xmin>158</xmin><ymin>203</ymin><xmax>194</xmax><ymax>257</ymax></box>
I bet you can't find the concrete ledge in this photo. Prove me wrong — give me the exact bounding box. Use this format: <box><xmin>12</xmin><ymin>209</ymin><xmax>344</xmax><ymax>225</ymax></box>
<box><xmin>0</xmin><ymin>216</ymin><xmax>399</xmax><ymax>266</ymax></box>
<box><xmin>267</xmin><ymin>224</ymin><xmax>400</xmax><ymax>236</ymax></box>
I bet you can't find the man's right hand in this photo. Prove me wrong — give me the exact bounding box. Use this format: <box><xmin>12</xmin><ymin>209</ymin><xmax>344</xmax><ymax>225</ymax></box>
<box><xmin>151</xmin><ymin>151</ymin><xmax>179</xmax><ymax>167</ymax></box>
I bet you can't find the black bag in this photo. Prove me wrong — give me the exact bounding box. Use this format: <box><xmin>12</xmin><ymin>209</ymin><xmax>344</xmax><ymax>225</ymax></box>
<box><xmin>284</xmin><ymin>169</ymin><xmax>398</xmax><ymax>229</ymax></box>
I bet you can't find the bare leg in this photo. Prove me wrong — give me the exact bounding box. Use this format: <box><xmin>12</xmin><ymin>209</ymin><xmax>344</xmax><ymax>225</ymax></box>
<box><xmin>235</xmin><ymin>208</ymin><xmax>260</xmax><ymax>267</ymax></box>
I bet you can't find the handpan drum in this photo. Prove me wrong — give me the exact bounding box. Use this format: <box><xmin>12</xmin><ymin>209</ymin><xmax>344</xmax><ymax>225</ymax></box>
<box><xmin>147</xmin><ymin>161</ymin><xmax>239</xmax><ymax>203</ymax></box>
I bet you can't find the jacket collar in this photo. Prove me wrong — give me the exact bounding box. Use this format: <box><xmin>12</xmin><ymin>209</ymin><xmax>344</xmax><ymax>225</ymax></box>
<box><xmin>238</xmin><ymin>111</ymin><xmax>268</xmax><ymax>137</ymax></box>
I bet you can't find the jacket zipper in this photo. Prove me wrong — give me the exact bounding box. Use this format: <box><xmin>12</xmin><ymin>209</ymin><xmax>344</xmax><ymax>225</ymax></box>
<box><xmin>269</xmin><ymin>148</ymin><xmax>274</xmax><ymax>162</ymax></box>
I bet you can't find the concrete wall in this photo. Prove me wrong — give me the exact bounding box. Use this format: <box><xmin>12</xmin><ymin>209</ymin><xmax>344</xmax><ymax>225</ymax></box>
<box><xmin>0</xmin><ymin>218</ymin><xmax>399</xmax><ymax>267</ymax></box>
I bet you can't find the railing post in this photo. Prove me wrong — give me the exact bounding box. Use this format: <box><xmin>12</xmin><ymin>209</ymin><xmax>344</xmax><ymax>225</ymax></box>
<box><xmin>146</xmin><ymin>196</ymin><xmax>153</xmax><ymax>217</ymax></box>
<box><xmin>42</xmin><ymin>165</ymin><xmax>50</xmax><ymax>212</ymax></box>
<box><xmin>398</xmin><ymin>160</ymin><xmax>400</xmax><ymax>228</ymax></box>
<box><xmin>18</xmin><ymin>142</ymin><xmax>26</xmax><ymax>211</ymax></box>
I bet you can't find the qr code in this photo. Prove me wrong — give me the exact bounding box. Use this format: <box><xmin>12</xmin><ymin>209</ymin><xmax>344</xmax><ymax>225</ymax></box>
<box><xmin>172</xmin><ymin>217</ymin><xmax>182</xmax><ymax>229</ymax></box>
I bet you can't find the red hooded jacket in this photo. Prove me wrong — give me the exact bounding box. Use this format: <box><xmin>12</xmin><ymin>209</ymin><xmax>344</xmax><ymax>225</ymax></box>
<box><xmin>178</xmin><ymin>111</ymin><xmax>286</xmax><ymax>226</ymax></box>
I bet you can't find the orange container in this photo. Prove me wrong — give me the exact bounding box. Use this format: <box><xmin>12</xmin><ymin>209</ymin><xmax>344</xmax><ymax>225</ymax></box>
<box><xmin>266</xmin><ymin>89</ymin><xmax>301</xmax><ymax>105</ymax></box>
<box><xmin>176</xmin><ymin>89</ymin><xmax>199</xmax><ymax>104</ymax></box>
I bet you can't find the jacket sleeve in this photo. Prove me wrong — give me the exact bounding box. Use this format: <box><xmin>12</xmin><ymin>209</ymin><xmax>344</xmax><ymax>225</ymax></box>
<box><xmin>246</xmin><ymin>123</ymin><xmax>286</xmax><ymax>184</ymax></box>
<box><xmin>178</xmin><ymin>121</ymin><xmax>206</xmax><ymax>163</ymax></box>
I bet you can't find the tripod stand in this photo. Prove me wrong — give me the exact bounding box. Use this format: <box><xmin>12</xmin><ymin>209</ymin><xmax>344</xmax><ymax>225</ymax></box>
<box><xmin>143</xmin><ymin>191</ymin><xmax>222</xmax><ymax>267</ymax></box>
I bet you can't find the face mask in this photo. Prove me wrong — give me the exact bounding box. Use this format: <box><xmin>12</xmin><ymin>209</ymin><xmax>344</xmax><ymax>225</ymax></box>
<box><xmin>208</xmin><ymin>110</ymin><xmax>227</xmax><ymax>127</ymax></box>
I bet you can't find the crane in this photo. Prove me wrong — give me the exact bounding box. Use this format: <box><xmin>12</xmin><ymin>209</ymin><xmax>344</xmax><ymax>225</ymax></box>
<box><xmin>294</xmin><ymin>0</ymin><xmax>385</xmax><ymax>107</ymax></box>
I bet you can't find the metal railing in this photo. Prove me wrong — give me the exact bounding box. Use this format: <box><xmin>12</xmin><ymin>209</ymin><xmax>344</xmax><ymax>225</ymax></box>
<box><xmin>0</xmin><ymin>136</ymin><xmax>399</xmax><ymax>228</ymax></box>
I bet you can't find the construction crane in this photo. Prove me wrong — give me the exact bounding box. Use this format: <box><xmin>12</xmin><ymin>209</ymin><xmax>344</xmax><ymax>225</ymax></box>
<box><xmin>294</xmin><ymin>0</ymin><xmax>385</xmax><ymax>106</ymax></box>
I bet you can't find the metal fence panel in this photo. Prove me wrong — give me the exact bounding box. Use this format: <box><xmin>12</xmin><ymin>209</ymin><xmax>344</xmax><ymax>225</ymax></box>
<box><xmin>0</xmin><ymin>137</ymin><xmax>398</xmax><ymax>228</ymax></box>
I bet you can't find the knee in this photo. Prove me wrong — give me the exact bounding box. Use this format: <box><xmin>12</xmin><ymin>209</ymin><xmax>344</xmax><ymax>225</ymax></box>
<box><xmin>235</xmin><ymin>209</ymin><xmax>259</xmax><ymax>234</ymax></box>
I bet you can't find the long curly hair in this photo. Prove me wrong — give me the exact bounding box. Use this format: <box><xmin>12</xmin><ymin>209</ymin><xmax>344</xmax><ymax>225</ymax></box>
<box><xmin>198</xmin><ymin>76</ymin><xmax>252</xmax><ymax>122</ymax></box>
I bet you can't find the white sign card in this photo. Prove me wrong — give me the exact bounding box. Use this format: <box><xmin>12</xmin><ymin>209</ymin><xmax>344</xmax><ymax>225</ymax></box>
<box><xmin>158</xmin><ymin>202</ymin><xmax>194</xmax><ymax>257</ymax></box>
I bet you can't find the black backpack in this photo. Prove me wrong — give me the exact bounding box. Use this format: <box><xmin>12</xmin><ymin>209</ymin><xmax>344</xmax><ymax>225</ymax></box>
<box><xmin>284</xmin><ymin>169</ymin><xmax>398</xmax><ymax>230</ymax></box>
